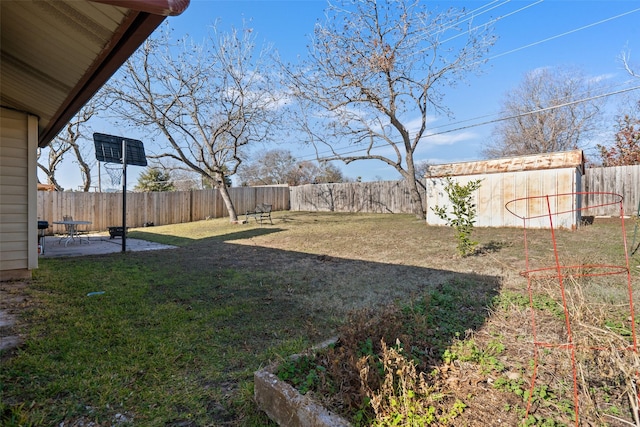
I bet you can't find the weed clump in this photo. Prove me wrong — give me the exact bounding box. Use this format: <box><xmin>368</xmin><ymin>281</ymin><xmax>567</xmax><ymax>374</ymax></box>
<box><xmin>360</xmin><ymin>339</ymin><xmax>467</xmax><ymax>426</ymax></box>
<box><xmin>275</xmin><ymin>279</ymin><xmax>502</xmax><ymax>426</ymax></box>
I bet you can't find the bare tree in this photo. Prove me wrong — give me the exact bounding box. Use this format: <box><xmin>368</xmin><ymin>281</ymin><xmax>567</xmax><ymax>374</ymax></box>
<box><xmin>483</xmin><ymin>66</ymin><xmax>604</xmax><ymax>159</ymax></box>
<box><xmin>103</xmin><ymin>23</ymin><xmax>280</xmax><ymax>222</ymax></box>
<box><xmin>414</xmin><ymin>160</ymin><xmax>432</xmax><ymax>181</ymax></box>
<box><xmin>593</xmin><ymin>50</ymin><xmax>640</xmax><ymax>166</ymax></box>
<box><xmin>168</xmin><ymin>166</ymin><xmax>204</xmax><ymax>191</ymax></box>
<box><xmin>285</xmin><ymin>160</ymin><xmax>345</xmax><ymax>185</ymax></box>
<box><xmin>621</xmin><ymin>50</ymin><xmax>639</xmax><ymax>79</ymax></box>
<box><xmin>37</xmin><ymin>139</ymin><xmax>70</xmax><ymax>191</ymax></box>
<box><xmin>237</xmin><ymin>149</ymin><xmax>297</xmax><ymax>185</ymax></box>
<box><xmin>37</xmin><ymin>102</ymin><xmax>98</xmax><ymax>191</ymax></box>
<box><xmin>597</xmin><ymin>101</ymin><xmax>640</xmax><ymax>166</ymax></box>
<box><xmin>237</xmin><ymin>149</ymin><xmax>346</xmax><ymax>185</ymax></box>
<box><xmin>283</xmin><ymin>0</ymin><xmax>495</xmax><ymax>219</ymax></box>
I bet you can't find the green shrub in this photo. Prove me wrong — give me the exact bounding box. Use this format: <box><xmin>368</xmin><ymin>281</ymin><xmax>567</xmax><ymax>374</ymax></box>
<box><xmin>431</xmin><ymin>177</ymin><xmax>483</xmax><ymax>256</ymax></box>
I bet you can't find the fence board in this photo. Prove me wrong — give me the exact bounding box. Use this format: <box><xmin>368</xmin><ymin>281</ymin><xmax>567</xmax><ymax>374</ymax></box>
<box><xmin>38</xmin><ymin>186</ymin><xmax>290</xmax><ymax>234</ymax></box>
<box><xmin>583</xmin><ymin>165</ymin><xmax>639</xmax><ymax>216</ymax></box>
<box><xmin>290</xmin><ymin>181</ymin><xmax>425</xmax><ymax>214</ymax></box>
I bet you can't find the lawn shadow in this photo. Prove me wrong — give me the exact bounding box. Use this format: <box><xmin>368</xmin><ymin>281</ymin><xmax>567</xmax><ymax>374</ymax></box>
<box><xmin>129</xmin><ymin>226</ymin><xmax>283</xmax><ymax>246</ymax></box>
<box><xmin>140</xmin><ymin>233</ymin><xmax>502</xmax><ymax>358</ymax></box>
<box><xmin>475</xmin><ymin>239</ymin><xmax>512</xmax><ymax>255</ymax></box>
<box><xmin>148</xmin><ymin>237</ymin><xmax>503</xmax><ymax>423</ymax></box>
<box><xmin>29</xmin><ymin>228</ymin><xmax>503</xmax><ymax>426</ymax></box>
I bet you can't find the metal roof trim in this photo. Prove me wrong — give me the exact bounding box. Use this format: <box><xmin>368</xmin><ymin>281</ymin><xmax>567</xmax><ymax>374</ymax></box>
<box><xmin>91</xmin><ymin>0</ymin><xmax>190</xmax><ymax>16</ymax></box>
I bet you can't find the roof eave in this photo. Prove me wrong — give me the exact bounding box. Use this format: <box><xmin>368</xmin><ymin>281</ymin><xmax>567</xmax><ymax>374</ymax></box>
<box><xmin>38</xmin><ymin>0</ymin><xmax>190</xmax><ymax>147</ymax></box>
<box><xmin>38</xmin><ymin>11</ymin><xmax>165</xmax><ymax>147</ymax></box>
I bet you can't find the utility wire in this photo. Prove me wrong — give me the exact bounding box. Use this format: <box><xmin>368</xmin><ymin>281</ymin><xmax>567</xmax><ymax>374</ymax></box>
<box><xmin>428</xmin><ymin>77</ymin><xmax>639</xmax><ymax>134</ymax></box>
<box><xmin>422</xmin><ymin>85</ymin><xmax>640</xmax><ymax>139</ymax></box>
<box><xmin>440</xmin><ymin>0</ymin><xmax>543</xmax><ymax>46</ymax></box>
<box><xmin>313</xmin><ymin>84</ymin><xmax>640</xmax><ymax>161</ymax></box>
<box><xmin>415</xmin><ymin>0</ymin><xmax>542</xmax><ymax>60</ymax></box>
<box><xmin>298</xmin><ymin>3</ymin><xmax>640</xmax><ymax>162</ymax></box>
<box><xmin>488</xmin><ymin>7</ymin><xmax>640</xmax><ymax>62</ymax></box>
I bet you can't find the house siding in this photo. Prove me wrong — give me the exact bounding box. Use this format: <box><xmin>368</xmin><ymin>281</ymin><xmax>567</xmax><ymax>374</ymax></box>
<box><xmin>1</xmin><ymin>108</ymin><xmax>38</xmax><ymax>280</ymax></box>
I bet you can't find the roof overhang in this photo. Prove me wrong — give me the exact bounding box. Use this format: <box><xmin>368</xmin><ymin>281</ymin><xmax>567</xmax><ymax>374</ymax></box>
<box><xmin>0</xmin><ymin>0</ymin><xmax>189</xmax><ymax>148</ymax></box>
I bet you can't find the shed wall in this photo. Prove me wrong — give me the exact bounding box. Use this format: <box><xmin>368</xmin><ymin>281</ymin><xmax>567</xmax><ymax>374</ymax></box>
<box><xmin>426</xmin><ymin>167</ymin><xmax>581</xmax><ymax>229</ymax></box>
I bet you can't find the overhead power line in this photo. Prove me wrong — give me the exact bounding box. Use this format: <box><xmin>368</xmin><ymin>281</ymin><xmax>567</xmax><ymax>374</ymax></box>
<box><xmin>488</xmin><ymin>6</ymin><xmax>640</xmax><ymax>62</ymax></box>
<box><xmin>299</xmin><ymin>3</ymin><xmax>640</xmax><ymax>163</ymax></box>
<box><xmin>424</xmin><ymin>85</ymin><xmax>640</xmax><ymax>139</ymax></box>
<box><xmin>313</xmin><ymin>84</ymin><xmax>640</xmax><ymax>162</ymax></box>
<box><xmin>440</xmin><ymin>0</ymin><xmax>544</xmax><ymax>46</ymax></box>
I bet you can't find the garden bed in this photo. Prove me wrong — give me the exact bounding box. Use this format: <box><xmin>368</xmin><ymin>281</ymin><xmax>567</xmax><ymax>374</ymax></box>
<box><xmin>255</xmin><ymin>274</ymin><xmax>640</xmax><ymax>426</ymax></box>
<box><xmin>254</xmin><ymin>337</ymin><xmax>351</xmax><ymax>427</ymax></box>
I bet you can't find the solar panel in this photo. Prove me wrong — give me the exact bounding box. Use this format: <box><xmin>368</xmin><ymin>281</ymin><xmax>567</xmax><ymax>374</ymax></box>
<box><xmin>93</xmin><ymin>133</ymin><xmax>148</xmax><ymax>166</ymax></box>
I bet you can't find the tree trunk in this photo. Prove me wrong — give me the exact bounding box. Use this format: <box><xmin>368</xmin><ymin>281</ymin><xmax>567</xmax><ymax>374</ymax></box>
<box><xmin>406</xmin><ymin>176</ymin><xmax>425</xmax><ymax>220</ymax></box>
<box><xmin>218</xmin><ymin>184</ymin><xmax>238</xmax><ymax>223</ymax></box>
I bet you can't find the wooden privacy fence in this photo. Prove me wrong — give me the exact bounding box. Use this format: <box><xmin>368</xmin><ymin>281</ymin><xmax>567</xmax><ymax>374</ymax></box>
<box><xmin>37</xmin><ymin>165</ymin><xmax>639</xmax><ymax>234</ymax></box>
<box><xmin>38</xmin><ymin>186</ymin><xmax>290</xmax><ymax>235</ymax></box>
<box><xmin>582</xmin><ymin>165</ymin><xmax>640</xmax><ymax>216</ymax></box>
<box><xmin>289</xmin><ymin>165</ymin><xmax>640</xmax><ymax>217</ymax></box>
<box><xmin>290</xmin><ymin>180</ymin><xmax>426</xmax><ymax>214</ymax></box>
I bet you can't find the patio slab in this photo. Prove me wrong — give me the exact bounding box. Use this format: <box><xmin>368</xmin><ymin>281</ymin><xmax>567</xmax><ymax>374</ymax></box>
<box><xmin>39</xmin><ymin>235</ymin><xmax>176</xmax><ymax>258</ymax></box>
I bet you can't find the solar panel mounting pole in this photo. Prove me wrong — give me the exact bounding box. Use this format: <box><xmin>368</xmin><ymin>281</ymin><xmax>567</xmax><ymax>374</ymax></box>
<box><xmin>121</xmin><ymin>139</ymin><xmax>127</xmax><ymax>253</ymax></box>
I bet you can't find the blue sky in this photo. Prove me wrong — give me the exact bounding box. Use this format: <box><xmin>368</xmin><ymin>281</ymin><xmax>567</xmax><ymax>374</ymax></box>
<box><xmin>46</xmin><ymin>0</ymin><xmax>640</xmax><ymax>190</ymax></box>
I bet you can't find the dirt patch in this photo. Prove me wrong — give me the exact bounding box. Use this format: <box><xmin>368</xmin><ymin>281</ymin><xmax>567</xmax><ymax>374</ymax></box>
<box><xmin>0</xmin><ymin>280</ymin><xmax>30</xmax><ymax>354</ymax></box>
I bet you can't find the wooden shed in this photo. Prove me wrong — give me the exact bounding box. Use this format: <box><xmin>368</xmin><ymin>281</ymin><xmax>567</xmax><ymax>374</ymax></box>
<box><xmin>425</xmin><ymin>150</ymin><xmax>585</xmax><ymax>229</ymax></box>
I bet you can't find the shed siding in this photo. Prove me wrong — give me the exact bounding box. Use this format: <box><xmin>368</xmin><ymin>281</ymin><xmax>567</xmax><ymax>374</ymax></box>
<box><xmin>0</xmin><ymin>108</ymin><xmax>38</xmax><ymax>280</ymax></box>
<box><xmin>426</xmin><ymin>168</ymin><xmax>580</xmax><ymax>229</ymax></box>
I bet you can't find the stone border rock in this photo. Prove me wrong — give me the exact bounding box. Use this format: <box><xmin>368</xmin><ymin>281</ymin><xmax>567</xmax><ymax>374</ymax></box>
<box><xmin>254</xmin><ymin>338</ymin><xmax>352</xmax><ymax>427</ymax></box>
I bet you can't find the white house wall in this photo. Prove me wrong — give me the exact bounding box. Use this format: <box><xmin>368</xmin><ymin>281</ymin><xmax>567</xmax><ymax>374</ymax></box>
<box><xmin>426</xmin><ymin>168</ymin><xmax>580</xmax><ymax>229</ymax></box>
<box><xmin>1</xmin><ymin>107</ymin><xmax>38</xmax><ymax>280</ymax></box>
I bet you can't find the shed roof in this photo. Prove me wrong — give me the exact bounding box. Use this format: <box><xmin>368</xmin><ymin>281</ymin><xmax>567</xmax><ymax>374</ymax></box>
<box><xmin>425</xmin><ymin>150</ymin><xmax>585</xmax><ymax>178</ymax></box>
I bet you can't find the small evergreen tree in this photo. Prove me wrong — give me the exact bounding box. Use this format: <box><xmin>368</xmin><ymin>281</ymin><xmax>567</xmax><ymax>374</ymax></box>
<box><xmin>134</xmin><ymin>167</ymin><xmax>175</xmax><ymax>192</ymax></box>
<box><xmin>431</xmin><ymin>178</ymin><xmax>483</xmax><ymax>256</ymax></box>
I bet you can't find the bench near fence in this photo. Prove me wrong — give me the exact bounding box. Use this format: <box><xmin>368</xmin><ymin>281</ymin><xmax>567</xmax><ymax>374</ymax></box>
<box><xmin>245</xmin><ymin>204</ymin><xmax>272</xmax><ymax>225</ymax></box>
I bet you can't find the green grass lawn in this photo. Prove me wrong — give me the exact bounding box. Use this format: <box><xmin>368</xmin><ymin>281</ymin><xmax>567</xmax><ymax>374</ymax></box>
<box><xmin>3</xmin><ymin>258</ymin><xmax>297</xmax><ymax>425</ymax></box>
<box><xmin>1</xmin><ymin>212</ymin><xmax>638</xmax><ymax>426</ymax></box>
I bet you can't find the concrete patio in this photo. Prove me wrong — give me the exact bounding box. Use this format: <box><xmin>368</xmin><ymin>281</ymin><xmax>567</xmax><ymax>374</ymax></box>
<box><xmin>39</xmin><ymin>234</ymin><xmax>176</xmax><ymax>258</ymax></box>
